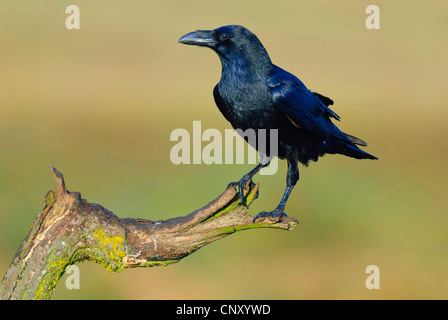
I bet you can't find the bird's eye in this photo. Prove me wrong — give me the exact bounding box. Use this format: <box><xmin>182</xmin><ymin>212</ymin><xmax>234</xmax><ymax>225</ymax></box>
<box><xmin>219</xmin><ymin>32</ymin><xmax>230</xmax><ymax>42</ymax></box>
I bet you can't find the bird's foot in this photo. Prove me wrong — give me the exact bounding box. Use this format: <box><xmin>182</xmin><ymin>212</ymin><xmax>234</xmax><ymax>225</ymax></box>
<box><xmin>253</xmin><ymin>208</ymin><xmax>288</xmax><ymax>223</ymax></box>
<box><xmin>236</xmin><ymin>174</ymin><xmax>258</xmax><ymax>207</ymax></box>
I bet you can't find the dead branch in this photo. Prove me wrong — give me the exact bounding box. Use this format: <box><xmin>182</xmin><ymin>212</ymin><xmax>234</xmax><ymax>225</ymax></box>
<box><xmin>0</xmin><ymin>166</ymin><xmax>298</xmax><ymax>300</ymax></box>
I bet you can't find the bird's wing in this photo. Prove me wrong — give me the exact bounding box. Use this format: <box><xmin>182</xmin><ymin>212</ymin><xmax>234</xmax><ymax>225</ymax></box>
<box><xmin>268</xmin><ymin>66</ymin><xmax>346</xmax><ymax>140</ymax></box>
<box><xmin>312</xmin><ymin>92</ymin><xmax>334</xmax><ymax>106</ymax></box>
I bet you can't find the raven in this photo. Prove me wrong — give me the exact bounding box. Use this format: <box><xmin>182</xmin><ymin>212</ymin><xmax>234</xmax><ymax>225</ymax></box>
<box><xmin>179</xmin><ymin>25</ymin><xmax>377</xmax><ymax>221</ymax></box>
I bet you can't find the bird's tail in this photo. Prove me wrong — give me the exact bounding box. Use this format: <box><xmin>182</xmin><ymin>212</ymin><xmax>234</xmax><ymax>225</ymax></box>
<box><xmin>331</xmin><ymin>132</ymin><xmax>378</xmax><ymax>160</ymax></box>
<box><xmin>345</xmin><ymin>133</ymin><xmax>368</xmax><ymax>147</ymax></box>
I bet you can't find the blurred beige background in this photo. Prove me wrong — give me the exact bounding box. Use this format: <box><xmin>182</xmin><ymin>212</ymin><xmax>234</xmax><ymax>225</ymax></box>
<box><xmin>0</xmin><ymin>0</ymin><xmax>447</xmax><ymax>299</ymax></box>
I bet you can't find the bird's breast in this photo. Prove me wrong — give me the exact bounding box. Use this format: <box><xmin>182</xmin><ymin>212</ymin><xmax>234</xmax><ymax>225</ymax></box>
<box><xmin>217</xmin><ymin>79</ymin><xmax>279</xmax><ymax>128</ymax></box>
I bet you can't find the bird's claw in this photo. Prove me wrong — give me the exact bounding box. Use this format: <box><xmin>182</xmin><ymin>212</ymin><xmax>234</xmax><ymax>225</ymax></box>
<box><xmin>237</xmin><ymin>174</ymin><xmax>258</xmax><ymax>207</ymax></box>
<box><xmin>253</xmin><ymin>209</ymin><xmax>288</xmax><ymax>223</ymax></box>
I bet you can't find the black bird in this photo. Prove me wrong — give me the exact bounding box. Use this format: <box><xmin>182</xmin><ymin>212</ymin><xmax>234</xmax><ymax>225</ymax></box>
<box><xmin>179</xmin><ymin>25</ymin><xmax>377</xmax><ymax>221</ymax></box>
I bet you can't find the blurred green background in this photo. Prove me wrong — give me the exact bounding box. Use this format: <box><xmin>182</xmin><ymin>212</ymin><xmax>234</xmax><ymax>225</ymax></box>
<box><xmin>1</xmin><ymin>0</ymin><xmax>447</xmax><ymax>299</ymax></box>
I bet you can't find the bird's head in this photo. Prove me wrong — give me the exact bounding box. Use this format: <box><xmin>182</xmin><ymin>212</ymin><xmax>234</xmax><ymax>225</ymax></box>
<box><xmin>179</xmin><ymin>25</ymin><xmax>271</xmax><ymax>67</ymax></box>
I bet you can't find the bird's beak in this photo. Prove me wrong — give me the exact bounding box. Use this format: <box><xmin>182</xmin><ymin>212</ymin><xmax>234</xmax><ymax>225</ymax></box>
<box><xmin>178</xmin><ymin>30</ymin><xmax>217</xmax><ymax>48</ymax></box>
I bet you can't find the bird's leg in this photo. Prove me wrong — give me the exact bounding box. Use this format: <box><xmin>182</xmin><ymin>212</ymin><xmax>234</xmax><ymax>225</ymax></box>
<box><xmin>253</xmin><ymin>185</ymin><xmax>295</xmax><ymax>222</ymax></box>
<box><xmin>236</xmin><ymin>153</ymin><xmax>271</xmax><ymax>207</ymax></box>
<box><xmin>253</xmin><ymin>159</ymin><xmax>299</xmax><ymax>222</ymax></box>
<box><xmin>237</xmin><ymin>163</ymin><xmax>264</xmax><ymax>207</ymax></box>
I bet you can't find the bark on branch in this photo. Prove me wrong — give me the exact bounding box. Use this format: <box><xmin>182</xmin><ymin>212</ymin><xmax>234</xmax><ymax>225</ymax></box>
<box><xmin>0</xmin><ymin>166</ymin><xmax>298</xmax><ymax>300</ymax></box>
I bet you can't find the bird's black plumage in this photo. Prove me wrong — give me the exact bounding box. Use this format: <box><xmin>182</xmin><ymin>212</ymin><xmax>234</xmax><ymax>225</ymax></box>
<box><xmin>179</xmin><ymin>25</ymin><xmax>377</xmax><ymax>220</ymax></box>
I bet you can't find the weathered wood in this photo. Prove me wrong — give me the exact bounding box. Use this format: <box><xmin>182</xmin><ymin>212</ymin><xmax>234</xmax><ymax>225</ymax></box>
<box><xmin>0</xmin><ymin>166</ymin><xmax>298</xmax><ymax>300</ymax></box>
